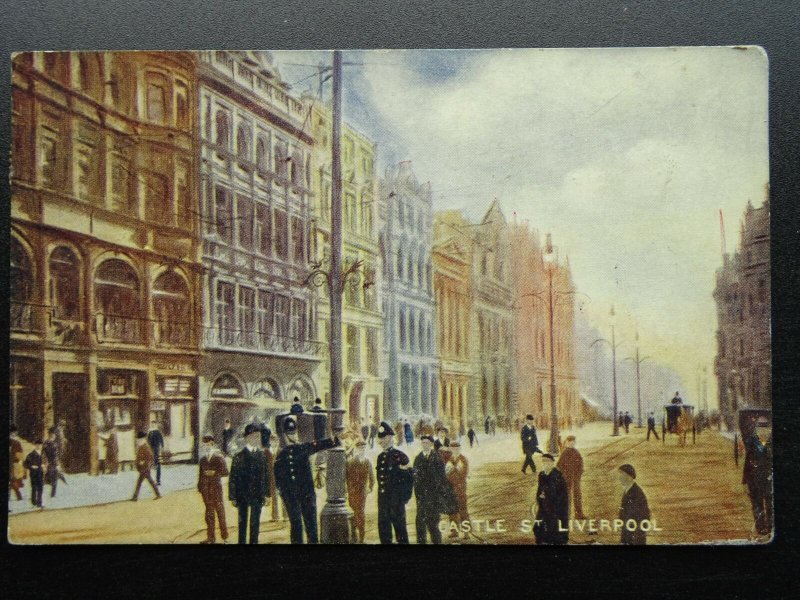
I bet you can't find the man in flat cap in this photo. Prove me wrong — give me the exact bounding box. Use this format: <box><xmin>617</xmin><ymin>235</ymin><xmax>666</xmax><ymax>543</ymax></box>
<box><xmin>413</xmin><ymin>435</ymin><xmax>450</xmax><ymax>544</ymax></box>
<box><xmin>274</xmin><ymin>415</ymin><xmax>340</xmax><ymax>544</ymax></box>
<box><xmin>617</xmin><ymin>464</ymin><xmax>651</xmax><ymax>545</ymax></box>
<box><xmin>533</xmin><ymin>454</ymin><xmax>569</xmax><ymax>545</ymax></box>
<box><xmin>198</xmin><ymin>434</ymin><xmax>229</xmax><ymax>544</ymax></box>
<box><xmin>229</xmin><ymin>423</ymin><xmax>270</xmax><ymax>544</ymax></box>
<box><xmin>131</xmin><ymin>431</ymin><xmax>161</xmax><ymax>501</ymax></box>
<box><xmin>520</xmin><ymin>414</ymin><xmax>542</xmax><ymax>474</ymax></box>
<box><xmin>346</xmin><ymin>440</ymin><xmax>374</xmax><ymax>543</ymax></box>
<box><xmin>376</xmin><ymin>421</ymin><xmax>413</xmax><ymax>544</ymax></box>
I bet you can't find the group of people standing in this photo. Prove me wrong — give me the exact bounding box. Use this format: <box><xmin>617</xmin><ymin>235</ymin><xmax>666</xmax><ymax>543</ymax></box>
<box><xmin>9</xmin><ymin>424</ymin><xmax>67</xmax><ymax>510</ymax></box>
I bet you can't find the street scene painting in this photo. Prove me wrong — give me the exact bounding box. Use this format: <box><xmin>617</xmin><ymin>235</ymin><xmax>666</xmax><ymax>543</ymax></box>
<box><xmin>7</xmin><ymin>48</ymin><xmax>771</xmax><ymax>545</ymax></box>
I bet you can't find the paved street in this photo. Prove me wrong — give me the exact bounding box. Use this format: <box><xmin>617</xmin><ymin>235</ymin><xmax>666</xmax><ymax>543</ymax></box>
<box><xmin>8</xmin><ymin>422</ymin><xmax>758</xmax><ymax>544</ymax></box>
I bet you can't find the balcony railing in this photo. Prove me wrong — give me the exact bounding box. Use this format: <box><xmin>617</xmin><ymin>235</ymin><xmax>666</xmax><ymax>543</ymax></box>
<box><xmin>95</xmin><ymin>314</ymin><xmax>143</xmax><ymax>344</ymax></box>
<box><xmin>204</xmin><ymin>328</ymin><xmax>322</xmax><ymax>357</ymax></box>
<box><xmin>153</xmin><ymin>321</ymin><xmax>194</xmax><ymax>348</ymax></box>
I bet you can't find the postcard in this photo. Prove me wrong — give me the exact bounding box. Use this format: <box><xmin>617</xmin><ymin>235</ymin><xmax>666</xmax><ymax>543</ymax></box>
<box><xmin>7</xmin><ymin>48</ymin><xmax>770</xmax><ymax>545</ymax></box>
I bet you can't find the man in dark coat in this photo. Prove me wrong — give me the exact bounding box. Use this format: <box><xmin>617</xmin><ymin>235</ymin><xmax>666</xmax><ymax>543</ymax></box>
<box><xmin>623</xmin><ymin>412</ymin><xmax>632</xmax><ymax>434</ymax></box>
<box><xmin>413</xmin><ymin>435</ymin><xmax>449</xmax><ymax>544</ymax></box>
<box><xmin>646</xmin><ymin>412</ymin><xmax>659</xmax><ymax>441</ymax></box>
<box><xmin>533</xmin><ymin>454</ymin><xmax>569</xmax><ymax>545</ymax></box>
<box><xmin>520</xmin><ymin>415</ymin><xmax>542</xmax><ymax>474</ymax></box>
<box><xmin>742</xmin><ymin>427</ymin><xmax>773</xmax><ymax>537</ymax></box>
<box><xmin>23</xmin><ymin>440</ymin><xmax>45</xmax><ymax>508</ymax></box>
<box><xmin>404</xmin><ymin>419</ymin><xmax>414</xmax><ymax>445</ymax></box>
<box><xmin>229</xmin><ymin>423</ymin><xmax>271</xmax><ymax>544</ymax></box>
<box><xmin>131</xmin><ymin>431</ymin><xmax>161</xmax><ymax>501</ymax></box>
<box><xmin>556</xmin><ymin>435</ymin><xmax>586</xmax><ymax>520</ymax></box>
<box><xmin>221</xmin><ymin>419</ymin><xmax>235</xmax><ymax>456</ymax></box>
<box><xmin>618</xmin><ymin>464</ymin><xmax>651</xmax><ymax>545</ymax></box>
<box><xmin>43</xmin><ymin>427</ymin><xmax>66</xmax><ymax>497</ymax></box>
<box><xmin>368</xmin><ymin>422</ymin><xmax>377</xmax><ymax>449</ymax></box>
<box><xmin>376</xmin><ymin>421</ymin><xmax>413</xmax><ymax>544</ymax></box>
<box><xmin>197</xmin><ymin>434</ymin><xmax>229</xmax><ymax>544</ymax></box>
<box><xmin>671</xmin><ymin>391</ymin><xmax>683</xmax><ymax>404</ymax></box>
<box><xmin>484</xmin><ymin>415</ymin><xmax>490</xmax><ymax>435</ymax></box>
<box><xmin>467</xmin><ymin>426</ymin><xmax>477</xmax><ymax>447</ymax></box>
<box><xmin>273</xmin><ymin>415</ymin><xmax>339</xmax><ymax>544</ymax></box>
<box><xmin>147</xmin><ymin>422</ymin><xmax>165</xmax><ymax>486</ymax></box>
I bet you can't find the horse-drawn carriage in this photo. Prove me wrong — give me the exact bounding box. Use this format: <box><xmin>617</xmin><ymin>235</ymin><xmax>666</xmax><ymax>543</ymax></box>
<box><xmin>662</xmin><ymin>403</ymin><xmax>696</xmax><ymax>445</ymax></box>
<box><xmin>734</xmin><ymin>408</ymin><xmax>772</xmax><ymax>466</ymax></box>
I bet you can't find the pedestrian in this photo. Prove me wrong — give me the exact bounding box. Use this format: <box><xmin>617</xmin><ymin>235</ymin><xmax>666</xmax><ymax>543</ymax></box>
<box><xmin>147</xmin><ymin>421</ymin><xmax>165</xmax><ymax>486</ymax></box>
<box><xmin>394</xmin><ymin>420</ymin><xmax>404</xmax><ymax>447</ymax></box>
<box><xmin>434</xmin><ymin>427</ymin><xmax>450</xmax><ymax>451</ymax></box>
<box><xmin>23</xmin><ymin>439</ymin><xmax>45</xmax><ymax>509</ymax></box>
<box><xmin>671</xmin><ymin>391</ymin><xmax>683</xmax><ymax>405</ymax></box>
<box><xmin>467</xmin><ymin>426</ymin><xmax>477</xmax><ymax>448</ymax></box>
<box><xmin>9</xmin><ymin>425</ymin><xmax>25</xmax><ymax>501</ymax></box>
<box><xmin>54</xmin><ymin>418</ymin><xmax>68</xmax><ymax>470</ymax></box>
<box><xmin>532</xmin><ymin>454</ymin><xmax>569</xmax><ymax>545</ymax></box>
<box><xmin>404</xmin><ymin>419</ymin><xmax>414</xmax><ymax>445</ymax></box>
<box><xmin>556</xmin><ymin>435</ymin><xmax>586</xmax><ymax>520</ymax></box>
<box><xmin>520</xmin><ymin>414</ymin><xmax>542</xmax><ymax>474</ymax></box>
<box><xmin>624</xmin><ymin>412</ymin><xmax>632</xmax><ymax>434</ymax></box>
<box><xmin>368</xmin><ymin>422</ymin><xmax>377</xmax><ymax>449</ymax></box>
<box><xmin>197</xmin><ymin>434</ymin><xmax>229</xmax><ymax>544</ymax></box>
<box><xmin>445</xmin><ymin>441</ymin><xmax>469</xmax><ymax>539</ymax></box>
<box><xmin>459</xmin><ymin>421</ymin><xmax>466</xmax><ymax>439</ymax></box>
<box><xmin>617</xmin><ymin>464</ymin><xmax>651</xmax><ymax>545</ymax></box>
<box><xmin>618</xmin><ymin>411</ymin><xmax>624</xmax><ymax>429</ymax></box>
<box><xmin>361</xmin><ymin>418</ymin><xmax>369</xmax><ymax>443</ymax></box>
<box><xmin>43</xmin><ymin>427</ymin><xmax>66</xmax><ymax>498</ymax></box>
<box><xmin>742</xmin><ymin>422</ymin><xmax>773</xmax><ymax>538</ymax></box>
<box><xmin>105</xmin><ymin>426</ymin><xmax>119</xmax><ymax>474</ymax></box>
<box><xmin>646</xmin><ymin>412</ymin><xmax>659</xmax><ymax>441</ymax></box>
<box><xmin>484</xmin><ymin>415</ymin><xmax>490</xmax><ymax>436</ymax></box>
<box><xmin>413</xmin><ymin>435</ymin><xmax>448</xmax><ymax>545</ymax></box>
<box><xmin>131</xmin><ymin>431</ymin><xmax>161</xmax><ymax>501</ymax></box>
<box><xmin>490</xmin><ymin>417</ymin><xmax>496</xmax><ymax>436</ymax></box>
<box><xmin>221</xmin><ymin>419</ymin><xmax>235</xmax><ymax>456</ymax></box>
<box><xmin>376</xmin><ymin>421</ymin><xmax>413</xmax><ymax>544</ymax></box>
<box><xmin>290</xmin><ymin>396</ymin><xmax>304</xmax><ymax>415</ymax></box>
<box><xmin>274</xmin><ymin>415</ymin><xmax>339</xmax><ymax>544</ymax></box>
<box><xmin>346</xmin><ymin>440</ymin><xmax>374</xmax><ymax>543</ymax></box>
<box><xmin>228</xmin><ymin>423</ymin><xmax>270</xmax><ymax>544</ymax></box>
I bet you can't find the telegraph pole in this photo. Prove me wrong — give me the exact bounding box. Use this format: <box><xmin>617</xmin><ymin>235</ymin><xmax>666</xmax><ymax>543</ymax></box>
<box><xmin>625</xmin><ymin>331</ymin><xmax>650</xmax><ymax>429</ymax></box>
<box><xmin>320</xmin><ymin>50</ymin><xmax>351</xmax><ymax>543</ymax></box>
<box><xmin>592</xmin><ymin>306</ymin><xmax>623</xmax><ymax>436</ymax></box>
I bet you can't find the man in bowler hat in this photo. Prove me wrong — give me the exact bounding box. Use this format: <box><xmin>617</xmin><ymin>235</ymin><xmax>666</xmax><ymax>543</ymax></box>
<box><xmin>131</xmin><ymin>431</ymin><xmax>161</xmax><ymax>501</ymax></box>
<box><xmin>618</xmin><ymin>464</ymin><xmax>651</xmax><ymax>545</ymax></box>
<box><xmin>413</xmin><ymin>435</ymin><xmax>448</xmax><ymax>544</ymax></box>
<box><xmin>273</xmin><ymin>415</ymin><xmax>339</xmax><ymax>544</ymax></box>
<box><xmin>520</xmin><ymin>414</ymin><xmax>542</xmax><ymax>474</ymax></box>
<box><xmin>198</xmin><ymin>434</ymin><xmax>229</xmax><ymax>544</ymax></box>
<box><xmin>376</xmin><ymin>421</ymin><xmax>413</xmax><ymax>544</ymax></box>
<box><xmin>533</xmin><ymin>454</ymin><xmax>569</xmax><ymax>545</ymax></box>
<box><xmin>229</xmin><ymin>423</ymin><xmax>270</xmax><ymax>544</ymax></box>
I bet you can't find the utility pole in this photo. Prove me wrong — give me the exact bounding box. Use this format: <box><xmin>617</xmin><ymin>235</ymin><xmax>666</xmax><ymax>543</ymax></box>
<box><xmin>319</xmin><ymin>50</ymin><xmax>351</xmax><ymax>543</ymax></box>
<box><xmin>592</xmin><ymin>306</ymin><xmax>623</xmax><ymax>436</ymax></box>
<box><xmin>546</xmin><ymin>238</ymin><xmax>559</xmax><ymax>454</ymax></box>
<box><xmin>625</xmin><ymin>331</ymin><xmax>650</xmax><ymax>429</ymax></box>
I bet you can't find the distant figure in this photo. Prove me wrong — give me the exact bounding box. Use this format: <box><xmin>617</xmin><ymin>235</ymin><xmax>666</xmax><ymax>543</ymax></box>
<box><xmin>346</xmin><ymin>440</ymin><xmax>374</xmax><ymax>543</ymax></box>
<box><xmin>646</xmin><ymin>413</ymin><xmax>660</xmax><ymax>441</ymax></box>
<box><xmin>467</xmin><ymin>426</ymin><xmax>477</xmax><ymax>448</ymax></box>
<box><xmin>131</xmin><ymin>432</ymin><xmax>161</xmax><ymax>501</ymax></box>
<box><xmin>9</xmin><ymin>425</ymin><xmax>25</xmax><ymax>501</ymax></box>
<box><xmin>229</xmin><ymin>423</ymin><xmax>270</xmax><ymax>544</ymax></box>
<box><xmin>434</xmin><ymin>427</ymin><xmax>450</xmax><ymax>450</ymax></box>
<box><xmin>43</xmin><ymin>427</ymin><xmax>66</xmax><ymax>498</ymax></box>
<box><xmin>24</xmin><ymin>440</ymin><xmax>45</xmax><ymax>509</ymax></box>
<box><xmin>197</xmin><ymin>434</ymin><xmax>229</xmax><ymax>544</ymax></box>
<box><xmin>404</xmin><ymin>419</ymin><xmax>414</xmax><ymax>445</ymax></box>
<box><xmin>520</xmin><ymin>415</ymin><xmax>541</xmax><ymax>474</ymax></box>
<box><xmin>533</xmin><ymin>454</ymin><xmax>569</xmax><ymax>545</ymax></box>
<box><xmin>310</xmin><ymin>397</ymin><xmax>325</xmax><ymax>412</ymax></box>
<box><xmin>105</xmin><ymin>426</ymin><xmax>119</xmax><ymax>474</ymax></box>
<box><xmin>290</xmin><ymin>396</ymin><xmax>304</xmax><ymax>415</ymax></box>
<box><xmin>556</xmin><ymin>435</ymin><xmax>586</xmax><ymax>520</ymax></box>
<box><xmin>361</xmin><ymin>418</ymin><xmax>370</xmax><ymax>442</ymax></box>
<box><xmin>445</xmin><ymin>441</ymin><xmax>470</xmax><ymax>539</ymax></box>
<box><xmin>671</xmin><ymin>391</ymin><xmax>683</xmax><ymax>405</ymax></box>
<box><xmin>617</xmin><ymin>464</ymin><xmax>651</xmax><ymax>545</ymax></box>
<box><xmin>221</xmin><ymin>419</ymin><xmax>235</xmax><ymax>456</ymax></box>
<box><xmin>55</xmin><ymin>418</ymin><xmax>68</xmax><ymax>470</ymax></box>
<box><xmin>147</xmin><ymin>422</ymin><xmax>165</xmax><ymax>486</ymax></box>
<box><xmin>484</xmin><ymin>415</ymin><xmax>490</xmax><ymax>436</ymax></box>
<box><xmin>368</xmin><ymin>422</ymin><xmax>377</xmax><ymax>449</ymax></box>
<box><xmin>623</xmin><ymin>412</ymin><xmax>632</xmax><ymax>434</ymax></box>
<box><xmin>618</xmin><ymin>411</ymin><xmax>624</xmax><ymax>429</ymax></box>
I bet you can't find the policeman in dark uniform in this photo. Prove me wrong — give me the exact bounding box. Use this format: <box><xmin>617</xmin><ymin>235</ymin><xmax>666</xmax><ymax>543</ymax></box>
<box><xmin>273</xmin><ymin>415</ymin><xmax>339</xmax><ymax>544</ymax></box>
<box><xmin>376</xmin><ymin>421</ymin><xmax>413</xmax><ymax>544</ymax></box>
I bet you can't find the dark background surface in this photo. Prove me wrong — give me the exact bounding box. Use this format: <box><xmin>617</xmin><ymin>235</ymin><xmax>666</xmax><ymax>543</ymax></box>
<box><xmin>1</xmin><ymin>1</ymin><xmax>798</xmax><ymax>597</ymax></box>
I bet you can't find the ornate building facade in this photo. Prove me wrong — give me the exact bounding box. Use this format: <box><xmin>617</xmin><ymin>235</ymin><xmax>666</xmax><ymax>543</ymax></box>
<box><xmin>10</xmin><ymin>51</ymin><xmax>202</xmax><ymax>472</ymax></box>
<box><xmin>379</xmin><ymin>162</ymin><xmax>439</xmax><ymax>422</ymax></box>
<box><xmin>196</xmin><ymin>51</ymin><xmax>321</xmax><ymax>443</ymax></box>
<box><xmin>307</xmin><ymin>98</ymin><xmax>384</xmax><ymax>428</ymax></box>
<box><xmin>714</xmin><ymin>199</ymin><xmax>771</xmax><ymax>430</ymax></box>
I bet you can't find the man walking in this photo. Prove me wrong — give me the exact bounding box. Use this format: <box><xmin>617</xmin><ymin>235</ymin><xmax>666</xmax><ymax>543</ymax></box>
<box><xmin>467</xmin><ymin>425</ymin><xmax>477</xmax><ymax>448</ymax></box>
<box><xmin>131</xmin><ymin>432</ymin><xmax>161</xmax><ymax>501</ymax></box>
<box><xmin>556</xmin><ymin>435</ymin><xmax>586</xmax><ymax>520</ymax></box>
<box><xmin>520</xmin><ymin>415</ymin><xmax>542</xmax><ymax>474</ymax></box>
<box><xmin>617</xmin><ymin>464</ymin><xmax>651</xmax><ymax>545</ymax></box>
<box><xmin>484</xmin><ymin>415</ymin><xmax>490</xmax><ymax>436</ymax></box>
<box><xmin>229</xmin><ymin>423</ymin><xmax>270</xmax><ymax>544</ymax></box>
<box><xmin>346</xmin><ymin>440</ymin><xmax>374</xmax><ymax>543</ymax></box>
<box><xmin>147</xmin><ymin>422</ymin><xmax>165</xmax><ymax>486</ymax></box>
<box><xmin>623</xmin><ymin>412</ymin><xmax>632</xmax><ymax>434</ymax></box>
<box><xmin>197</xmin><ymin>434</ymin><xmax>229</xmax><ymax>544</ymax></box>
<box><xmin>533</xmin><ymin>454</ymin><xmax>569</xmax><ymax>545</ymax></box>
<box><xmin>646</xmin><ymin>412</ymin><xmax>660</xmax><ymax>441</ymax></box>
<box><xmin>23</xmin><ymin>440</ymin><xmax>45</xmax><ymax>508</ymax></box>
<box><xmin>368</xmin><ymin>422</ymin><xmax>377</xmax><ymax>449</ymax></box>
<box><xmin>376</xmin><ymin>422</ymin><xmax>413</xmax><ymax>544</ymax></box>
<box><xmin>413</xmin><ymin>435</ymin><xmax>448</xmax><ymax>544</ymax></box>
<box><xmin>43</xmin><ymin>427</ymin><xmax>66</xmax><ymax>498</ymax></box>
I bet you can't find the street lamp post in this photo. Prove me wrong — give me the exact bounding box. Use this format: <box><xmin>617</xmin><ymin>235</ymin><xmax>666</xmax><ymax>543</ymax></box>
<box><xmin>625</xmin><ymin>331</ymin><xmax>650</xmax><ymax>429</ymax></box>
<box><xmin>592</xmin><ymin>306</ymin><xmax>623</xmax><ymax>437</ymax></box>
<box><xmin>542</xmin><ymin>236</ymin><xmax>559</xmax><ymax>454</ymax></box>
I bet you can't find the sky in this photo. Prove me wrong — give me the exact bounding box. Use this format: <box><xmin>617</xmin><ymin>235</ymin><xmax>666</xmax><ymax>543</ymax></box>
<box><xmin>273</xmin><ymin>47</ymin><xmax>769</xmax><ymax>409</ymax></box>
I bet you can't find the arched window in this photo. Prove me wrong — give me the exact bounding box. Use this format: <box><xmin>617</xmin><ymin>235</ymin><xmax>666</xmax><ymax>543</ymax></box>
<box><xmin>210</xmin><ymin>373</ymin><xmax>244</xmax><ymax>401</ymax></box>
<box><xmin>49</xmin><ymin>247</ymin><xmax>80</xmax><ymax>320</ymax></box>
<box><xmin>10</xmin><ymin>237</ymin><xmax>34</xmax><ymax>331</ymax></box>
<box><xmin>256</xmin><ymin>136</ymin><xmax>269</xmax><ymax>174</ymax></box>
<box><xmin>215</xmin><ymin>111</ymin><xmax>230</xmax><ymax>149</ymax></box>
<box><xmin>288</xmin><ymin>376</ymin><xmax>314</xmax><ymax>404</ymax></box>
<box><xmin>253</xmin><ymin>377</ymin><xmax>281</xmax><ymax>402</ymax></box>
<box><xmin>236</xmin><ymin>124</ymin><xmax>250</xmax><ymax>162</ymax></box>
<box><xmin>153</xmin><ymin>271</ymin><xmax>190</xmax><ymax>347</ymax></box>
<box><xmin>94</xmin><ymin>259</ymin><xmax>142</xmax><ymax>343</ymax></box>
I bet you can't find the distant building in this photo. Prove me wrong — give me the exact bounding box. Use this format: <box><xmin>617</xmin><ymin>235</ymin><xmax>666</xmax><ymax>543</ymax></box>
<box><xmin>714</xmin><ymin>199</ymin><xmax>771</xmax><ymax>430</ymax></box>
<box><xmin>10</xmin><ymin>51</ymin><xmax>201</xmax><ymax>472</ymax></box>
<box><xmin>196</xmin><ymin>51</ymin><xmax>321</xmax><ymax>442</ymax></box>
<box><xmin>379</xmin><ymin>162</ymin><xmax>438</xmax><ymax>421</ymax></box>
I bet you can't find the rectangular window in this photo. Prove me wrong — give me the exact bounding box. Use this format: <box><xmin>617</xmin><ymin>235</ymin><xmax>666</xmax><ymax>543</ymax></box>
<box><xmin>146</xmin><ymin>172</ymin><xmax>170</xmax><ymax>223</ymax></box>
<box><xmin>216</xmin><ymin>282</ymin><xmax>235</xmax><ymax>345</ymax></box>
<box><xmin>40</xmin><ymin>135</ymin><xmax>58</xmax><ymax>189</ymax></box>
<box><xmin>345</xmin><ymin>193</ymin><xmax>357</xmax><ymax>232</ymax></box>
<box><xmin>215</xmin><ymin>186</ymin><xmax>232</xmax><ymax>243</ymax></box>
<box><xmin>256</xmin><ymin>203</ymin><xmax>272</xmax><ymax>256</ymax></box>
<box><xmin>111</xmin><ymin>159</ymin><xmax>132</xmax><ymax>214</ymax></box>
<box><xmin>175</xmin><ymin>81</ymin><xmax>189</xmax><ymax>129</ymax></box>
<box><xmin>257</xmin><ymin>290</ymin><xmax>274</xmax><ymax>343</ymax></box>
<box><xmin>147</xmin><ymin>80</ymin><xmax>166</xmax><ymax>123</ymax></box>
<box><xmin>366</xmin><ymin>328</ymin><xmax>378</xmax><ymax>376</ymax></box>
<box><xmin>346</xmin><ymin>325</ymin><xmax>360</xmax><ymax>374</ymax></box>
<box><xmin>291</xmin><ymin>216</ymin><xmax>305</xmax><ymax>264</ymax></box>
<box><xmin>291</xmin><ymin>299</ymin><xmax>306</xmax><ymax>340</ymax></box>
<box><xmin>239</xmin><ymin>286</ymin><xmax>255</xmax><ymax>347</ymax></box>
<box><xmin>237</xmin><ymin>194</ymin><xmax>254</xmax><ymax>249</ymax></box>
<box><xmin>273</xmin><ymin>209</ymin><xmax>288</xmax><ymax>260</ymax></box>
<box><xmin>274</xmin><ymin>295</ymin><xmax>290</xmax><ymax>339</ymax></box>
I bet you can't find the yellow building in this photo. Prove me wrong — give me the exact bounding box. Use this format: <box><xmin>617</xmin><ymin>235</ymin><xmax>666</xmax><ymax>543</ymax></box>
<box><xmin>10</xmin><ymin>52</ymin><xmax>202</xmax><ymax>473</ymax></box>
<box><xmin>306</xmin><ymin>98</ymin><xmax>384</xmax><ymax>428</ymax></box>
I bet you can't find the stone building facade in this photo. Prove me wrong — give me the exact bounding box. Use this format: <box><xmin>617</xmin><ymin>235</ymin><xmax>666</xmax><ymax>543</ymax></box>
<box><xmin>196</xmin><ymin>51</ymin><xmax>321</xmax><ymax>443</ymax></box>
<box><xmin>10</xmin><ymin>51</ymin><xmax>202</xmax><ymax>472</ymax></box>
<box><xmin>714</xmin><ymin>199</ymin><xmax>771</xmax><ymax>430</ymax></box>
